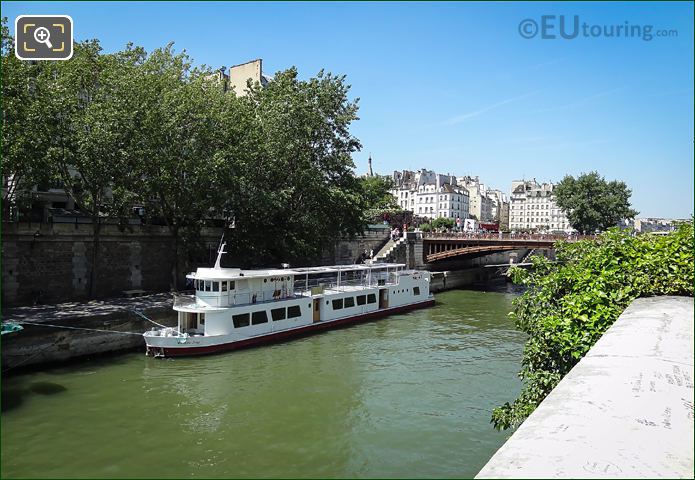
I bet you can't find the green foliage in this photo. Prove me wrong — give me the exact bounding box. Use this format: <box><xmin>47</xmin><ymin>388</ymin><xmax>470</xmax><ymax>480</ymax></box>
<box><xmin>359</xmin><ymin>176</ymin><xmax>397</xmax><ymax>211</ymax></box>
<box><xmin>492</xmin><ymin>223</ymin><xmax>694</xmax><ymax>430</ymax></box>
<box><xmin>419</xmin><ymin>223</ymin><xmax>432</xmax><ymax>232</ymax></box>
<box><xmin>1</xmin><ymin>18</ymin><xmax>56</xmax><ymax>218</ymax></box>
<box><xmin>430</xmin><ymin>217</ymin><xmax>455</xmax><ymax>230</ymax></box>
<box><xmin>42</xmin><ymin>40</ymin><xmax>145</xmax><ymax>222</ymax></box>
<box><xmin>8</xmin><ymin>34</ymin><xmax>152</xmax><ymax>294</ymax></box>
<box><xmin>229</xmin><ymin>68</ymin><xmax>364</xmax><ymax>265</ymax></box>
<box><xmin>3</xmin><ymin>19</ymin><xmax>368</xmax><ymax>287</ymax></box>
<box><xmin>554</xmin><ymin>171</ymin><xmax>639</xmax><ymax>233</ymax></box>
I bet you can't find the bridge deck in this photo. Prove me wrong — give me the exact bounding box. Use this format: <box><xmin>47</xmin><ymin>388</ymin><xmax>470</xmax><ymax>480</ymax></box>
<box><xmin>422</xmin><ymin>235</ymin><xmax>573</xmax><ymax>262</ymax></box>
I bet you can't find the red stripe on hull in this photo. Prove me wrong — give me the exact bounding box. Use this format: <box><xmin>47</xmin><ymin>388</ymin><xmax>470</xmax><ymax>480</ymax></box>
<box><xmin>159</xmin><ymin>299</ymin><xmax>435</xmax><ymax>357</ymax></box>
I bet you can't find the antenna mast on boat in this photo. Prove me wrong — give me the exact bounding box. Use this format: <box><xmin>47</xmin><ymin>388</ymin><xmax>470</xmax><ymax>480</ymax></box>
<box><xmin>214</xmin><ymin>233</ymin><xmax>227</xmax><ymax>270</ymax></box>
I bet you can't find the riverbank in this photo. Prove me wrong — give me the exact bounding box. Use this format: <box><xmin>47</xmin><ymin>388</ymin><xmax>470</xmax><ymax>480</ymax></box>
<box><xmin>1</xmin><ymin>293</ymin><xmax>177</xmax><ymax>372</ymax></box>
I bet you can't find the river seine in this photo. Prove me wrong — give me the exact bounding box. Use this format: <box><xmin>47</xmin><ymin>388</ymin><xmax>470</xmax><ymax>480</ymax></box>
<box><xmin>2</xmin><ymin>287</ymin><xmax>525</xmax><ymax>478</ymax></box>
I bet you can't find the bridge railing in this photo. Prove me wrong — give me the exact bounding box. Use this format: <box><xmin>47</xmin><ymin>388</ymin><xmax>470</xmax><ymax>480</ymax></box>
<box><xmin>421</xmin><ymin>232</ymin><xmax>596</xmax><ymax>242</ymax></box>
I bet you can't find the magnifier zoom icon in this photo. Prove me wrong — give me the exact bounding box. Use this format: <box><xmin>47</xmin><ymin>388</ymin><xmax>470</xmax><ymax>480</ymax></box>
<box><xmin>33</xmin><ymin>27</ymin><xmax>53</xmax><ymax>49</ymax></box>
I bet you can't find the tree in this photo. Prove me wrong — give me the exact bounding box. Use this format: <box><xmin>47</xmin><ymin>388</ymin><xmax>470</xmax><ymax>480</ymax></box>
<box><xmin>4</xmin><ymin>25</ymin><xmax>369</xmax><ymax>291</ymax></box>
<box><xmin>129</xmin><ymin>44</ymin><xmax>242</xmax><ymax>288</ymax></box>
<box><xmin>431</xmin><ymin>217</ymin><xmax>455</xmax><ymax>230</ymax></box>
<box><xmin>554</xmin><ymin>172</ymin><xmax>638</xmax><ymax>234</ymax></box>
<box><xmin>227</xmin><ymin>68</ymin><xmax>365</xmax><ymax>266</ymax></box>
<box><xmin>1</xmin><ymin>18</ymin><xmax>55</xmax><ymax>220</ymax></box>
<box><xmin>37</xmin><ymin>40</ymin><xmax>145</xmax><ymax>297</ymax></box>
<box><xmin>358</xmin><ymin>175</ymin><xmax>397</xmax><ymax>211</ymax></box>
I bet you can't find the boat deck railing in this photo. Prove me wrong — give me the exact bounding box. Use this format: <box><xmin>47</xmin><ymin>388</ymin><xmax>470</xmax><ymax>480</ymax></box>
<box><xmin>174</xmin><ymin>291</ymin><xmax>310</xmax><ymax>310</ymax></box>
<box><xmin>175</xmin><ymin>271</ymin><xmax>411</xmax><ymax>310</ymax></box>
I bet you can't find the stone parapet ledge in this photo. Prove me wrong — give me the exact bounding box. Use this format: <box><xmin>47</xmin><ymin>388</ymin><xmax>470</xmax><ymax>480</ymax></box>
<box><xmin>476</xmin><ymin>296</ymin><xmax>694</xmax><ymax>479</ymax></box>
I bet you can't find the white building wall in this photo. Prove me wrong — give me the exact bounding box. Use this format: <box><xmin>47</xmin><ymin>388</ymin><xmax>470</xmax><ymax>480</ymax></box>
<box><xmin>509</xmin><ymin>179</ymin><xmax>574</xmax><ymax>232</ymax></box>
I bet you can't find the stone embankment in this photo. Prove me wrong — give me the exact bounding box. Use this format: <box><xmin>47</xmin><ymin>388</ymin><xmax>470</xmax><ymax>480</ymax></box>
<box><xmin>476</xmin><ymin>296</ymin><xmax>694</xmax><ymax>479</ymax></box>
<box><xmin>2</xmin><ymin>222</ymin><xmax>392</xmax><ymax>308</ymax></box>
<box><xmin>2</xmin><ymin>293</ymin><xmax>177</xmax><ymax>372</ymax></box>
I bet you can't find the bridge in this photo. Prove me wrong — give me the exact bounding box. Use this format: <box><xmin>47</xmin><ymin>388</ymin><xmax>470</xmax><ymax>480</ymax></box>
<box><xmin>422</xmin><ymin>233</ymin><xmax>590</xmax><ymax>263</ymax></box>
<box><xmin>369</xmin><ymin>231</ymin><xmax>594</xmax><ymax>268</ymax></box>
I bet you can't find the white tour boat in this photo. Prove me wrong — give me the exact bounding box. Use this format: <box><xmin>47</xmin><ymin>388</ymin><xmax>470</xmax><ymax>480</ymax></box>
<box><xmin>143</xmin><ymin>243</ymin><xmax>434</xmax><ymax>357</ymax></box>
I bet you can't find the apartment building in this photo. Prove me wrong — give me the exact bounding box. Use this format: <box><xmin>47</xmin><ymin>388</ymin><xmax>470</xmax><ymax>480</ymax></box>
<box><xmin>509</xmin><ymin>179</ymin><xmax>574</xmax><ymax>232</ymax></box>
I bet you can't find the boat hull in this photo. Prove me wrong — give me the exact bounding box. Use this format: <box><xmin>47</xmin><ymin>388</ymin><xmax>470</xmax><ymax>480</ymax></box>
<box><xmin>149</xmin><ymin>298</ymin><xmax>435</xmax><ymax>357</ymax></box>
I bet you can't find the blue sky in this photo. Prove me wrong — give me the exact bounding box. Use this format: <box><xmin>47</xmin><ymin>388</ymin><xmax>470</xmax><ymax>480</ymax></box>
<box><xmin>3</xmin><ymin>1</ymin><xmax>693</xmax><ymax>217</ymax></box>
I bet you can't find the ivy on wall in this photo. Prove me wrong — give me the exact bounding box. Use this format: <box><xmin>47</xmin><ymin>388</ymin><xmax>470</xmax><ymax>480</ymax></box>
<box><xmin>492</xmin><ymin>222</ymin><xmax>694</xmax><ymax>430</ymax></box>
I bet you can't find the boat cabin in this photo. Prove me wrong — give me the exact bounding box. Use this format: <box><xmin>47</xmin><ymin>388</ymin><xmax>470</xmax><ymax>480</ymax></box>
<box><xmin>185</xmin><ymin>263</ymin><xmax>405</xmax><ymax>309</ymax></box>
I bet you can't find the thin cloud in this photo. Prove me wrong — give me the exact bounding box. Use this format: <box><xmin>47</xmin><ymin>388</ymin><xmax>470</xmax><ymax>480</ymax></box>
<box><xmin>531</xmin><ymin>87</ymin><xmax>625</xmax><ymax>114</ymax></box>
<box><xmin>443</xmin><ymin>91</ymin><xmax>539</xmax><ymax>125</ymax></box>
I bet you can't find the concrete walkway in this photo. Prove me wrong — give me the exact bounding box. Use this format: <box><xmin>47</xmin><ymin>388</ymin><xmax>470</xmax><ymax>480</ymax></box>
<box><xmin>2</xmin><ymin>292</ymin><xmax>173</xmax><ymax>323</ymax></box>
<box><xmin>477</xmin><ymin>296</ymin><xmax>694</xmax><ymax>479</ymax></box>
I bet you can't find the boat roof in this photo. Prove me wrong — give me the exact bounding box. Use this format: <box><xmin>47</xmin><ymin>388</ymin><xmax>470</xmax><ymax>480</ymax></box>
<box><xmin>189</xmin><ymin>263</ymin><xmax>407</xmax><ymax>280</ymax></box>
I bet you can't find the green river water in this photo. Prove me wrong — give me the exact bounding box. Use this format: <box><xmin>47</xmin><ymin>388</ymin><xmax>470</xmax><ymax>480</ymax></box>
<box><xmin>1</xmin><ymin>288</ymin><xmax>526</xmax><ymax>478</ymax></box>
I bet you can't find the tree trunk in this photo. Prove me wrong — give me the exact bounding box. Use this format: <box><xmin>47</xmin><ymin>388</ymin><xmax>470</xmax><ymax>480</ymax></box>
<box><xmin>89</xmin><ymin>215</ymin><xmax>102</xmax><ymax>298</ymax></box>
<box><xmin>170</xmin><ymin>224</ymin><xmax>179</xmax><ymax>291</ymax></box>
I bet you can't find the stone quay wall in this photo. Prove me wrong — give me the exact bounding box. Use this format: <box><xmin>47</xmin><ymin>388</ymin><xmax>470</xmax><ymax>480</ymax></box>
<box><xmin>1</xmin><ymin>223</ymin><xmax>223</xmax><ymax>307</ymax></box>
<box><xmin>2</xmin><ymin>223</ymin><xmax>391</xmax><ymax>308</ymax></box>
<box><xmin>1</xmin><ymin>294</ymin><xmax>178</xmax><ymax>371</ymax></box>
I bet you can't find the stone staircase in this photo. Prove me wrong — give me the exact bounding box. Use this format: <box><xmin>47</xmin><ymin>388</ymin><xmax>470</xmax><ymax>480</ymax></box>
<box><xmin>368</xmin><ymin>236</ymin><xmax>406</xmax><ymax>264</ymax></box>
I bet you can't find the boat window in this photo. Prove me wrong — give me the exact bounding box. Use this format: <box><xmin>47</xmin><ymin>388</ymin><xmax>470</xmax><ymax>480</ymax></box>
<box><xmin>232</xmin><ymin>313</ymin><xmax>250</xmax><ymax>328</ymax></box>
<box><xmin>344</xmin><ymin>297</ymin><xmax>355</xmax><ymax>308</ymax></box>
<box><xmin>221</xmin><ymin>281</ymin><xmax>228</xmax><ymax>292</ymax></box>
<box><xmin>367</xmin><ymin>294</ymin><xmax>377</xmax><ymax>304</ymax></box>
<box><xmin>271</xmin><ymin>308</ymin><xmax>286</xmax><ymax>321</ymax></box>
<box><xmin>229</xmin><ymin>281</ymin><xmax>235</xmax><ymax>290</ymax></box>
<box><xmin>205</xmin><ymin>281</ymin><xmax>211</xmax><ymax>292</ymax></box>
<box><xmin>332</xmin><ymin>299</ymin><xmax>343</xmax><ymax>310</ymax></box>
<box><xmin>413</xmin><ymin>287</ymin><xmax>421</xmax><ymax>296</ymax></box>
<box><xmin>252</xmin><ymin>311</ymin><xmax>268</xmax><ymax>325</ymax></box>
<box><xmin>213</xmin><ymin>281</ymin><xmax>219</xmax><ymax>292</ymax></box>
<box><xmin>356</xmin><ymin>295</ymin><xmax>366</xmax><ymax>306</ymax></box>
<box><xmin>287</xmin><ymin>305</ymin><xmax>301</xmax><ymax>318</ymax></box>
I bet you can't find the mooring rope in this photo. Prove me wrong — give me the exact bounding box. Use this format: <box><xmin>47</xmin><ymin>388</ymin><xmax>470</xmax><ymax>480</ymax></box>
<box><xmin>14</xmin><ymin>321</ymin><xmax>143</xmax><ymax>336</ymax></box>
<box><xmin>129</xmin><ymin>309</ymin><xmax>181</xmax><ymax>334</ymax></box>
<box><xmin>129</xmin><ymin>309</ymin><xmax>170</xmax><ymax>329</ymax></box>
